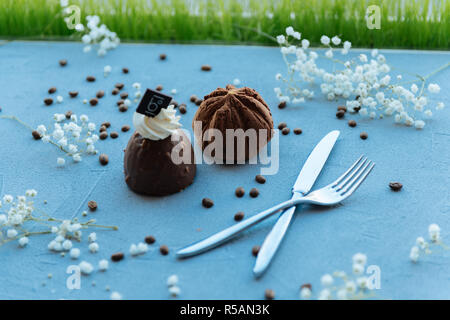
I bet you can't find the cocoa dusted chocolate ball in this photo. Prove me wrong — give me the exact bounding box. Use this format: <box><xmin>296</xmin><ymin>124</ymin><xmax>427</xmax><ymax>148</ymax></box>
<box><xmin>192</xmin><ymin>85</ymin><xmax>273</xmax><ymax>163</ymax></box>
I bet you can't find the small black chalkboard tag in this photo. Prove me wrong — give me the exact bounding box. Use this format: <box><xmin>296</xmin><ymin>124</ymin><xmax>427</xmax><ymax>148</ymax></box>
<box><xmin>136</xmin><ymin>89</ymin><xmax>173</xmax><ymax>118</ymax></box>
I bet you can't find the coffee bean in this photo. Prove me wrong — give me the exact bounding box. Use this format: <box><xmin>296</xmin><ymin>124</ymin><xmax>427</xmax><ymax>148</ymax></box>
<box><xmin>348</xmin><ymin>120</ymin><xmax>357</xmax><ymax>127</ymax></box>
<box><xmin>190</xmin><ymin>95</ymin><xmax>197</xmax><ymax>103</ymax></box>
<box><xmin>278</xmin><ymin>101</ymin><xmax>287</xmax><ymax>109</ymax></box>
<box><xmin>65</xmin><ymin>111</ymin><xmax>73</xmax><ymax>119</ymax></box>
<box><xmin>99</xmin><ymin>154</ymin><xmax>109</xmax><ymax>166</ymax></box>
<box><xmin>96</xmin><ymin>90</ymin><xmax>105</xmax><ymax>99</ymax></box>
<box><xmin>195</xmin><ymin>99</ymin><xmax>203</xmax><ymax>106</ymax></box>
<box><xmin>112</xmin><ymin>88</ymin><xmax>119</xmax><ymax>95</ymax></box>
<box><xmin>88</xmin><ymin>200</ymin><xmax>98</xmax><ymax>211</ymax></box>
<box><xmin>294</xmin><ymin>128</ymin><xmax>302</xmax><ymax>135</ymax></box>
<box><xmin>48</xmin><ymin>87</ymin><xmax>57</xmax><ymax>94</ymax></box>
<box><xmin>255</xmin><ymin>174</ymin><xmax>266</xmax><ymax>184</ymax></box>
<box><xmin>86</xmin><ymin>76</ymin><xmax>96</xmax><ymax>82</ymax></box>
<box><xmin>202</xmin><ymin>198</ymin><xmax>214</xmax><ymax>208</ymax></box>
<box><xmin>89</xmin><ymin>98</ymin><xmax>98</xmax><ymax>106</ymax></box>
<box><xmin>69</xmin><ymin>91</ymin><xmax>78</xmax><ymax>98</ymax></box>
<box><xmin>159</xmin><ymin>53</ymin><xmax>167</xmax><ymax>60</ymax></box>
<box><xmin>99</xmin><ymin>126</ymin><xmax>107</xmax><ymax>133</ymax></box>
<box><xmin>99</xmin><ymin>131</ymin><xmax>108</xmax><ymax>140</ymax></box>
<box><xmin>145</xmin><ymin>235</ymin><xmax>156</xmax><ymax>244</ymax></box>
<box><xmin>44</xmin><ymin>98</ymin><xmax>53</xmax><ymax>106</ymax></box>
<box><xmin>300</xmin><ymin>283</ymin><xmax>312</xmax><ymax>290</ymax></box>
<box><xmin>337</xmin><ymin>105</ymin><xmax>347</xmax><ymax>112</ymax></box>
<box><xmin>121</xmin><ymin>125</ymin><xmax>130</xmax><ymax>132</ymax></box>
<box><xmin>117</xmin><ymin>99</ymin><xmax>124</xmax><ymax>106</ymax></box>
<box><xmin>235</xmin><ymin>187</ymin><xmax>245</xmax><ymax>198</ymax></box>
<box><xmin>265</xmin><ymin>289</ymin><xmax>275</xmax><ymax>300</ymax></box>
<box><xmin>249</xmin><ymin>188</ymin><xmax>259</xmax><ymax>198</ymax></box>
<box><xmin>336</xmin><ymin>110</ymin><xmax>345</xmax><ymax>119</ymax></box>
<box><xmin>252</xmin><ymin>245</ymin><xmax>260</xmax><ymax>257</ymax></box>
<box><xmin>156</xmin><ymin>85</ymin><xmax>163</xmax><ymax>91</ymax></box>
<box><xmin>119</xmin><ymin>105</ymin><xmax>128</xmax><ymax>112</ymax></box>
<box><xmin>102</xmin><ymin>122</ymin><xmax>111</xmax><ymax>128</ymax></box>
<box><xmin>277</xmin><ymin>122</ymin><xmax>287</xmax><ymax>130</ymax></box>
<box><xmin>234</xmin><ymin>212</ymin><xmax>244</xmax><ymax>221</ymax></box>
<box><xmin>179</xmin><ymin>105</ymin><xmax>187</xmax><ymax>114</ymax></box>
<box><xmin>354</xmin><ymin>106</ymin><xmax>361</xmax><ymax>112</ymax></box>
<box><xmin>282</xmin><ymin>127</ymin><xmax>290</xmax><ymax>135</ymax></box>
<box><xmin>115</xmin><ymin>83</ymin><xmax>124</xmax><ymax>90</ymax></box>
<box><xmin>32</xmin><ymin>130</ymin><xmax>41</xmax><ymax>140</ymax></box>
<box><xmin>120</xmin><ymin>92</ymin><xmax>128</xmax><ymax>99</ymax></box>
<box><xmin>111</xmin><ymin>252</ymin><xmax>124</xmax><ymax>262</ymax></box>
<box><xmin>389</xmin><ymin>182</ymin><xmax>403</xmax><ymax>191</ymax></box>
<box><xmin>122</xmin><ymin>67</ymin><xmax>129</xmax><ymax>74</ymax></box>
<box><xmin>59</xmin><ymin>59</ymin><xmax>67</xmax><ymax>66</ymax></box>
<box><xmin>110</xmin><ymin>131</ymin><xmax>119</xmax><ymax>139</ymax></box>
<box><xmin>360</xmin><ymin>132</ymin><xmax>368</xmax><ymax>140</ymax></box>
<box><xmin>159</xmin><ymin>245</ymin><xmax>169</xmax><ymax>255</ymax></box>
<box><xmin>201</xmin><ymin>65</ymin><xmax>212</xmax><ymax>71</ymax></box>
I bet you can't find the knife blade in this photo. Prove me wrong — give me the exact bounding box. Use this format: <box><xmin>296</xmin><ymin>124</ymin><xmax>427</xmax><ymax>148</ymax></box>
<box><xmin>253</xmin><ymin>130</ymin><xmax>340</xmax><ymax>277</ymax></box>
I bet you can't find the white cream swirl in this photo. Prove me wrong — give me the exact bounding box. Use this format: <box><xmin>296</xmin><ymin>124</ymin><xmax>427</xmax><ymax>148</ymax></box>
<box><xmin>133</xmin><ymin>105</ymin><xmax>181</xmax><ymax>140</ymax></box>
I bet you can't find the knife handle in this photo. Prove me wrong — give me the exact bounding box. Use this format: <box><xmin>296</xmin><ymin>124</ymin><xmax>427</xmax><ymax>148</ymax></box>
<box><xmin>176</xmin><ymin>198</ymin><xmax>297</xmax><ymax>259</ymax></box>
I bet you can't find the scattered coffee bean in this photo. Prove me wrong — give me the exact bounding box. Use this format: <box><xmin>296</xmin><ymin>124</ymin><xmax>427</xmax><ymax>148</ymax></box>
<box><xmin>171</xmin><ymin>100</ymin><xmax>179</xmax><ymax>108</ymax></box>
<box><xmin>255</xmin><ymin>174</ymin><xmax>266</xmax><ymax>184</ymax></box>
<box><xmin>252</xmin><ymin>245</ymin><xmax>260</xmax><ymax>257</ymax></box>
<box><xmin>235</xmin><ymin>187</ymin><xmax>245</xmax><ymax>198</ymax></box>
<box><xmin>282</xmin><ymin>127</ymin><xmax>290</xmax><ymax>135</ymax></box>
<box><xmin>300</xmin><ymin>283</ymin><xmax>312</xmax><ymax>290</ymax></box>
<box><xmin>59</xmin><ymin>59</ymin><xmax>67</xmax><ymax>66</ymax></box>
<box><xmin>99</xmin><ymin>126</ymin><xmax>107</xmax><ymax>133</ymax></box>
<box><xmin>65</xmin><ymin>111</ymin><xmax>73</xmax><ymax>119</ymax></box>
<box><xmin>116</xmin><ymin>99</ymin><xmax>124</xmax><ymax>106</ymax></box>
<box><xmin>86</xmin><ymin>76</ymin><xmax>96</xmax><ymax>82</ymax></box>
<box><xmin>102</xmin><ymin>122</ymin><xmax>111</xmax><ymax>128</ymax></box>
<box><xmin>360</xmin><ymin>132</ymin><xmax>368</xmax><ymax>140</ymax></box>
<box><xmin>179</xmin><ymin>104</ymin><xmax>187</xmax><ymax>114</ymax></box>
<box><xmin>234</xmin><ymin>212</ymin><xmax>244</xmax><ymax>221</ymax></box>
<box><xmin>389</xmin><ymin>182</ymin><xmax>403</xmax><ymax>191</ymax></box>
<box><xmin>111</xmin><ymin>252</ymin><xmax>124</xmax><ymax>262</ymax></box>
<box><xmin>48</xmin><ymin>87</ymin><xmax>57</xmax><ymax>94</ymax></box>
<box><xmin>122</xmin><ymin>67</ymin><xmax>129</xmax><ymax>74</ymax></box>
<box><xmin>99</xmin><ymin>154</ymin><xmax>109</xmax><ymax>166</ymax></box>
<box><xmin>202</xmin><ymin>198</ymin><xmax>214</xmax><ymax>208</ymax></box>
<box><xmin>120</xmin><ymin>92</ymin><xmax>128</xmax><ymax>99</ymax></box>
<box><xmin>159</xmin><ymin>245</ymin><xmax>169</xmax><ymax>255</ymax></box>
<box><xmin>159</xmin><ymin>53</ymin><xmax>167</xmax><ymax>60</ymax></box>
<box><xmin>278</xmin><ymin>122</ymin><xmax>287</xmax><ymax>130</ymax></box>
<box><xmin>195</xmin><ymin>98</ymin><xmax>203</xmax><ymax>106</ymax></box>
<box><xmin>294</xmin><ymin>128</ymin><xmax>302</xmax><ymax>135</ymax></box>
<box><xmin>337</xmin><ymin>105</ymin><xmax>347</xmax><ymax>112</ymax></box>
<box><xmin>88</xmin><ymin>200</ymin><xmax>98</xmax><ymax>211</ymax></box>
<box><xmin>278</xmin><ymin>101</ymin><xmax>287</xmax><ymax>109</ymax></box>
<box><xmin>156</xmin><ymin>85</ymin><xmax>163</xmax><ymax>91</ymax></box>
<box><xmin>145</xmin><ymin>235</ymin><xmax>156</xmax><ymax>244</ymax></box>
<box><xmin>265</xmin><ymin>289</ymin><xmax>275</xmax><ymax>300</ymax></box>
<box><xmin>354</xmin><ymin>106</ymin><xmax>361</xmax><ymax>112</ymax></box>
<box><xmin>119</xmin><ymin>105</ymin><xmax>128</xmax><ymax>112</ymax></box>
<box><xmin>121</xmin><ymin>125</ymin><xmax>130</xmax><ymax>132</ymax></box>
<box><xmin>115</xmin><ymin>83</ymin><xmax>124</xmax><ymax>90</ymax></box>
<box><xmin>89</xmin><ymin>98</ymin><xmax>98</xmax><ymax>106</ymax></box>
<box><xmin>201</xmin><ymin>65</ymin><xmax>212</xmax><ymax>71</ymax></box>
<box><xmin>110</xmin><ymin>132</ymin><xmax>119</xmax><ymax>139</ymax></box>
<box><xmin>336</xmin><ymin>110</ymin><xmax>345</xmax><ymax>119</ymax></box>
<box><xmin>99</xmin><ymin>131</ymin><xmax>108</xmax><ymax>140</ymax></box>
<box><xmin>32</xmin><ymin>130</ymin><xmax>41</xmax><ymax>140</ymax></box>
<box><xmin>44</xmin><ymin>98</ymin><xmax>53</xmax><ymax>106</ymax></box>
<box><xmin>249</xmin><ymin>188</ymin><xmax>259</xmax><ymax>198</ymax></box>
<box><xmin>96</xmin><ymin>90</ymin><xmax>105</xmax><ymax>99</ymax></box>
<box><xmin>190</xmin><ymin>95</ymin><xmax>197</xmax><ymax>103</ymax></box>
<box><xmin>69</xmin><ymin>91</ymin><xmax>78</xmax><ymax>98</ymax></box>
<box><xmin>348</xmin><ymin>120</ymin><xmax>357</xmax><ymax>127</ymax></box>
<box><xmin>112</xmin><ymin>88</ymin><xmax>119</xmax><ymax>95</ymax></box>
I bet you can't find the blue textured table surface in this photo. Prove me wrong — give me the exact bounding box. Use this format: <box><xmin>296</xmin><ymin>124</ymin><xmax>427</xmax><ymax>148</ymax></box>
<box><xmin>0</xmin><ymin>41</ymin><xmax>449</xmax><ymax>300</ymax></box>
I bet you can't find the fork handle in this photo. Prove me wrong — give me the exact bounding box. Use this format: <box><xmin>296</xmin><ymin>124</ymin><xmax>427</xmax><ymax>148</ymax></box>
<box><xmin>176</xmin><ymin>198</ymin><xmax>298</xmax><ymax>258</ymax></box>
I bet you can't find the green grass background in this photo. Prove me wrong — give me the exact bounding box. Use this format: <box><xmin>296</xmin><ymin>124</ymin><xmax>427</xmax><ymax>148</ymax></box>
<box><xmin>0</xmin><ymin>0</ymin><xmax>448</xmax><ymax>49</ymax></box>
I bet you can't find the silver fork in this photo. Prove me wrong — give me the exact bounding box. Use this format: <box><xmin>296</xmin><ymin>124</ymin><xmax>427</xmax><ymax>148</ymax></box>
<box><xmin>176</xmin><ymin>156</ymin><xmax>375</xmax><ymax>258</ymax></box>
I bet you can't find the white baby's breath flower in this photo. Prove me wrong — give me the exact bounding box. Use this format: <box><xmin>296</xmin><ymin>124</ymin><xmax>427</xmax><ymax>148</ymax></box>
<box><xmin>427</xmin><ymin>83</ymin><xmax>440</xmax><ymax>94</ymax></box>
<box><xmin>331</xmin><ymin>36</ymin><xmax>341</xmax><ymax>45</ymax></box>
<box><xmin>285</xmin><ymin>26</ymin><xmax>294</xmax><ymax>36</ymax></box>
<box><xmin>7</xmin><ymin>229</ymin><xmax>18</xmax><ymax>238</ymax></box>
<box><xmin>18</xmin><ymin>237</ymin><xmax>29</xmax><ymax>247</ymax></box>
<box><xmin>110</xmin><ymin>291</ymin><xmax>122</xmax><ymax>300</ymax></box>
<box><xmin>57</xmin><ymin>157</ymin><xmax>66</xmax><ymax>167</ymax></box>
<box><xmin>414</xmin><ymin>120</ymin><xmax>425</xmax><ymax>130</ymax></box>
<box><xmin>233</xmin><ymin>78</ymin><xmax>241</xmax><ymax>86</ymax></box>
<box><xmin>352</xmin><ymin>253</ymin><xmax>367</xmax><ymax>266</ymax></box>
<box><xmin>428</xmin><ymin>224</ymin><xmax>440</xmax><ymax>242</ymax></box>
<box><xmin>320</xmin><ymin>35</ymin><xmax>330</xmax><ymax>45</ymax></box>
<box><xmin>352</xmin><ymin>263</ymin><xmax>364</xmax><ymax>275</ymax></box>
<box><xmin>300</xmin><ymin>287</ymin><xmax>312</xmax><ymax>299</ymax></box>
<box><xmin>169</xmin><ymin>286</ymin><xmax>181</xmax><ymax>297</ymax></box>
<box><xmin>70</xmin><ymin>248</ymin><xmax>80</xmax><ymax>259</ymax></box>
<box><xmin>98</xmin><ymin>259</ymin><xmax>109</xmax><ymax>271</ymax></box>
<box><xmin>318</xmin><ymin>288</ymin><xmax>331</xmax><ymax>300</ymax></box>
<box><xmin>276</xmin><ymin>35</ymin><xmax>286</xmax><ymax>45</ymax></box>
<box><xmin>320</xmin><ymin>274</ymin><xmax>333</xmax><ymax>287</ymax></box>
<box><xmin>89</xmin><ymin>242</ymin><xmax>99</xmax><ymax>253</ymax></box>
<box><xmin>79</xmin><ymin>261</ymin><xmax>94</xmax><ymax>274</ymax></box>
<box><xmin>167</xmin><ymin>275</ymin><xmax>179</xmax><ymax>287</ymax></box>
<box><xmin>410</xmin><ymin>246</ymin><xmax>420</xmax><ymax>262</ymax></box>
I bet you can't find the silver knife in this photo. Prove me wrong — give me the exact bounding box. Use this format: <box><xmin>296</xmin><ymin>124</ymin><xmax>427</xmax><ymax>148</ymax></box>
<box><xmin>176</xmin><ymin>130</ymin><xmax>340</xmax><ymax>259</ymax></box>
<box><xmin>253</xmin><ymin>130</ymin><xmax>340</xmax><ymax>277</ymax></box>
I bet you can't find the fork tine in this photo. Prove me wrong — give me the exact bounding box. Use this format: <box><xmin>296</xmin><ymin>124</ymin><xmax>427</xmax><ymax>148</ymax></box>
<box><xmin>340</xmin><ymin>162</ymin><xmax>375</xmax><ymax>196</ymax></box>
<box><xmin>334</xmin><ymin>157</ymin><xmax>368</xmax><ymax>190</ymax></box>
<box><xmin>331</xmin><ymin>155</ymin><xmax>364</xmax><ymax>188</ymax></box>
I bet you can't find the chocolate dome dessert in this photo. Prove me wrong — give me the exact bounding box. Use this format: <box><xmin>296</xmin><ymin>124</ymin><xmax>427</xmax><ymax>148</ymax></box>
<box><xmin>192</xmin><ymin>85</ymin><xmax>273</xmax><ymax>163</ymax></box>
<box><xmin>124</xmin><ymin>102</ymin><xmax>195</xmax><ymax>196</ymax></box>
